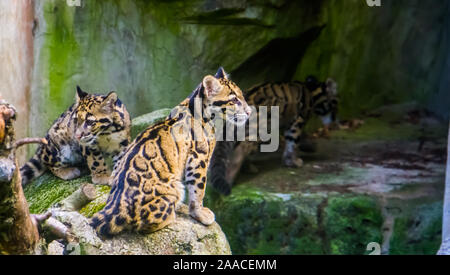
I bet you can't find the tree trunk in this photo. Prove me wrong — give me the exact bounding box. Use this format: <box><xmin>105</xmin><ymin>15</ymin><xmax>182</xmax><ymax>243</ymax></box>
<box><xmin>0</xmin><ymin>155</ymin><xmax>40</xmax><ymax>254</ymax></box>
<box><xmin>0</xmin><ymin>102</ymin><xmax>40</xmax><ymax>254</ymax></box>
<box><xmin>438</xmin><ymin>121</ymin><xmax>450</xmax><ymax>254</ymax></box>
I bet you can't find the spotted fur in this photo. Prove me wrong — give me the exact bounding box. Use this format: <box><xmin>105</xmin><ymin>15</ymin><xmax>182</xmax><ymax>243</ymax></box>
<box><xmin>20</xmin><ymin>86</ymin><xmax>131</xmax><ymax>186</ymax></box>
<box><xmin>90</xmin><ymin>68</ymin><xmax>251</xmax><ymax>237</ymax></box>
<box><xmin>209</xmin><ymin>76</ymin><xmax>339</xmax><ymax>195</ymax></box>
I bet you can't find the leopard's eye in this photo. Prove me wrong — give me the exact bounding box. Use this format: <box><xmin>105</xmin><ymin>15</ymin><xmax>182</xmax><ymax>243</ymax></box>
<box><xmin>86</xmin><ymin>119</ymin><xmax>95</xmax><ymax>126</ymax></box>
<box><xmin>232</xmin><ymin>97</ymin><xmax>241</xmax><ymax>105</ymax></box>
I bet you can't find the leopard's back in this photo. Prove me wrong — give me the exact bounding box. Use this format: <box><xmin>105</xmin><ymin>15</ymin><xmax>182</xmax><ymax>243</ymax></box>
<box><xmin>90</xmin><ymin>118</ymin><xmax>188</xmax><ymax>236</ymax></box>
<box><xmin>91</xmin><ymin>67</ymin><xmax>251</xmax><ymax>237</ymax></box>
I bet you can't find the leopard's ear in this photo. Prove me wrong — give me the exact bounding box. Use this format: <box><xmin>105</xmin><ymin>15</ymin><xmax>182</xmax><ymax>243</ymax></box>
<box><xmin>101</xmin><ymin>92</ymin><xmax>118</xmax><ymax>113</ymax></box>
<box><xmin>202</xmin><ymin>75</ymin><xmax>223</xmax><ymax>97</ymax></box>
<box><xmin>305</xmin><ymin>76</ymin><xmax>319</xmax><ymax>91</ymax></box>
<box><xmin>76</xmin><ymin>86</ymin><xmax>88</xmax><ymax>102</ymax></box>
<box><xmin>326</xmin><ymin>78</ymin><xmax>338</xmax><ymax>96</ymax></box>
<box><xmin>215</xmin><ymin>67</ymin><xmax>228</xmax><ymax>80</ymax></box>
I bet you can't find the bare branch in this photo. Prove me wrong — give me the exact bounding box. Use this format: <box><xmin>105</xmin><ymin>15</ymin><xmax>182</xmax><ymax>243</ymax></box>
<box><xmin>43</xmin><ymin>217</ymin><xmax>77</xmax><ymax>243</ymax></box>
<box><xmin>13</xmin><ymin>137</ymin><xmax>47</xmax><ymax>149</ymax></box>
<box><xmin>31</xmin><ymin>212</ymin><xmax>52</xmax><ymax>226</ymax></box>
<box><xmin>60</xmin><ymin>184</ymin><xmax>97</xmax><ymax>211</ymax></box>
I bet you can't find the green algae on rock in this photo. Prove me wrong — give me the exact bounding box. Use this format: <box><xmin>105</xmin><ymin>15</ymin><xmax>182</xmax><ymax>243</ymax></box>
<box><xmin>24</xmin><ymin>174</ymin><xmax>88</xmax><ymax>214</ymax></box>
<box><xmin>206</xmin><ymin>186</ymin><xmax>384</xmax><ymax>255</ymax></box>
<box><xmin>389</xmin><ymin>201</ymin><xmax>443</xmax><ymax>255</ymax></box>
<box><xmin>324</xmin><ymin>196</ymin><xmax>383</xmax><ymax>255</ymax></box>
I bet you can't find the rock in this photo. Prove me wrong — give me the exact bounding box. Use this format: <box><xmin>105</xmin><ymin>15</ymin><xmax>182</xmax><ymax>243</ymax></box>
<box><xmin>131</xmin><ymin>108</ymin><xmax>172</xmax><ymax>139</ymax></box>
<box><xmin>24</xmin><ymin>105</ymin><xmax>447</xmax><ymax>255</ymax></box>
<box><xmin>23</xmin><ymin>173</ymin><xmax>90</xmax><ymax>214</ymax></box>
<box><xmin>47</xmin><ymin>240</ymin><xmax>65</xmax><ymax>255</ymax></box>
<box><xmin>437</xmin><ymin>238</ymin><xmax>450</xmax><ymax>255</ymax></box>
<box><xmin>24</xmin><ymin>173</ymin><xmax>231</xmax><ymax>255</ymax></box>
<box><xmin>206</xmin><ymin>185</ymin><xmax>383</xmax><ymax>255</ymax></box>
<box><xmin>205</xmin><ymin>105</ymin><xmax>446</xmax><ymax>255</ymax></box>
<box><xmin>47</xmin><ymin>205</ymin><xmax>230</xmax><ymax>255</ymax></box>
<box><xmin>23</xmin><ymin>107</ymin><xmax>231</xmax><ymax>255</ymax></box>
<box><xmin>389</xmin><ymin>201</ymin><xmax>442</xmax><ymax>255</ymax></box>
<box><xmin>27</xmin><ymin>0</ymin><xmax>450</xmax><ymax>148</ymax></box>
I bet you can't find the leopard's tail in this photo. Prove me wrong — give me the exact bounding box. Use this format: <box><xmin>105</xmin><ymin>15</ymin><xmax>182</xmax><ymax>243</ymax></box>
<box><xmin>20</xmin><ymin>152</ymin><xmax>47</xmax><ymax>186</ymax></box>
<box><xmin>209</xmin><ymin>141</ymin><xmax>236</xmax><ymax>196</ymax></box>
<box><xmin>90</xmin><ymin>188</ymin><xmax>127</xmax><ymax>238</ymax></box>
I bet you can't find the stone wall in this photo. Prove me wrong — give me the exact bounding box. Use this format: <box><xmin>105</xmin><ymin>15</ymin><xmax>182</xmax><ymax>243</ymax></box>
<box><xmin>1</xmin><ymin>0</ymin><xmax>449</xmax><ymax>156</ymax></box>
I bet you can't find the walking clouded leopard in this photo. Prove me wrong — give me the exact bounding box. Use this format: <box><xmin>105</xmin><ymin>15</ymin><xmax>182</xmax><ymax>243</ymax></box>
<box><xmin>209</xmin><ymin>76</ymin><xmax>339</xmax><ymax>195</ymax></box>
<box><xmin>90</xmin><ymin>67</ymin><xmax>251</xmax><ymax>237</ymax></box>
<box><xmin>20</xmin><ymin>86</ymin><xmax>131</xmax><ymax>186</ymax></box>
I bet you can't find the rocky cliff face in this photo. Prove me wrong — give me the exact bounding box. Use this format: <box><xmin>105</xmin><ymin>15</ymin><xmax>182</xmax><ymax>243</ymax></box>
<box><xmin>28</xmin><ymin>0</ymin><xmax>450</xmax><ymax>146</ymax></box>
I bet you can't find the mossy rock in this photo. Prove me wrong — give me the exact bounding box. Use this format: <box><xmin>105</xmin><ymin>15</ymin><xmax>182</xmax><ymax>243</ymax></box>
<box><xmin>389</xmin><ymin>201</ymin><xmax>443</xmax><ymax>255</ymax></box>
<box><xmin>24</xmin><ymin>173</ymin><xmax>89</xmax><ymax>214</ymax></box>
<box><xmin>47</xmin><ymin>205</ymin><xmax>231</xmax><ymax>255</ymax></box>
<box><xmin>206</xmin><ymin>185</ymin><xmax>327</xmax><ymax>255</ymax></box>
<box><xmin>79</xmin><ymin>185</ymin><xmax>111</xmax><ymax>218</ymax></box>
<box><xmin>206</xmin><ymin>185</ymin><xmax>385</xmax><ymax>255</ymax></box>
<box><xmin>324</xmin><ymin>195</ymin><xmax>384</xmax><ymax>255</ymax></box>
<box><xmin>23</xmin><ymin>173</ymin><xmax>232</xmax><ymax>255</ymax></box>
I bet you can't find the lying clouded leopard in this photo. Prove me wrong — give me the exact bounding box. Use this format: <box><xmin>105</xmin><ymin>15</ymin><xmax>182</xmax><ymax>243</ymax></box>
<box><xmin>20</xmin><ymin>87</ymin><xmax>131</xmax><ymax>186</ymax></box>
<box><xmin>90</xmin><ymin>67</ymin><xmax>251</xmax><ymax>237</ymax></box>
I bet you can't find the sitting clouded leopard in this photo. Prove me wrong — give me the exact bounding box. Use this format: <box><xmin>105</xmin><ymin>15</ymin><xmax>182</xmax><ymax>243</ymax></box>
<box><xmin>90</xmin><ymin>67</ymin><xmax>251</xmax><ymax>237</ymax></box>
<box><xmin>209</xmin><ymin>76</ymin><xmax>339</xmax><ymax>195</ymax></box>
<box><xmin>20</xmin><ymin>86</ymin><xmax>131</xmax><ymax>186</ymax></box>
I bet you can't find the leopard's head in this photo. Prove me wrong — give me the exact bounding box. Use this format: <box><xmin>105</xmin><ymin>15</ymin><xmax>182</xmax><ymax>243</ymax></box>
<box><xmin>201</xmin><ymin>67</ymin><xmax>252</xmax><ymax>126</ymax></box>
<box><xmin>306</xmin><ymin>76</ymin><xmax>339</xmax><ymax>125</ymax></box>
<box><xmin>73</xmin><ymin>86</ymin><xmax>128</xmax><ymax>145</ymax></box>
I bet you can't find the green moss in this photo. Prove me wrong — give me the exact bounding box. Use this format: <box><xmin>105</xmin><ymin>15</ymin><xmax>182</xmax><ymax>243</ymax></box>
<box><xmin>294</xmin><ymin>1</ymin><xmax>449</xmax><ymax>119</ymax></box>
<box><xmin>79</xmin><ymin>185</ymin><xmax>111</xmax><ymax>218</ymax></box>
<box><xmin>331</xmin><ymin>117</ymin><xmax>420</xmax><ymax>141</ymax></box>
<box><xmin>206</xmin><ymin>185</ymin><xmax>326</xmax><ymax>255</ymax></box>
<box><xmin>43</xmin><ymin>0</ymin><xmax>80</xmax><ymax>127</ymax></box>
<box><xmin>389</xmin><ymin>201</ymin><xmax>443</xmax><ymax>255</ymax></box>
<box><xmin>324</xmin><ymin>195</ymin><xmax>383</xmax><ymax>255</ymax></box>
<box><xmin>24</xmin><ymin>173</ymin><xmax>89</xmax><ymax>214</ymax></box>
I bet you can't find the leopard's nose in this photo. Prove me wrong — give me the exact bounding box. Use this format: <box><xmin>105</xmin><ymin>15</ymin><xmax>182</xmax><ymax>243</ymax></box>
<box><xmin>75</xmin><ymin>132</ymin><xmax>84</xmax><ymax>140</ymax></box>
<box><xmin>245</xmin><ymin>107</ymin><xmax>252</xmax><ymax>116</ymax></box>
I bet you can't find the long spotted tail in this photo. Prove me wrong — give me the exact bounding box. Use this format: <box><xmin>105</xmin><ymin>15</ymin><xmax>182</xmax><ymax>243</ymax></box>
<box><xmin>90</xmin><ymin>189</ymin><xmax>127</xmax><ymax>238</ymax></box>
<box><xmin>209</xmin><ymin>141</ymin><xmax>236</xmax><ymax>195</ymax></box>
<box><xmin>90</xmin><ymin>211</ymin><xmax>118</xmax><ymax>239</ymax></box>
<box><xmin>20</xmin><ymin>153</ymin><xmax>46</xmax><ymax>186</ymax></box>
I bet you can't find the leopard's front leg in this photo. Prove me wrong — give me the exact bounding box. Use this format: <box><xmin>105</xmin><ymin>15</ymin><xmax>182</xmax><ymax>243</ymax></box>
<box><xmin>82</xmin><ymin>145</ymin><xmax>111</xmax><ymax>185</ymax></box>
<box><xmin>184</xmin><ymin>150</ymin><xmax>215</xmax><ymax>226</ymax></box>
<box><xmin>283</xmin><ymin>115</ymin><xmax>306</xmax><ymax>168</ymax></box>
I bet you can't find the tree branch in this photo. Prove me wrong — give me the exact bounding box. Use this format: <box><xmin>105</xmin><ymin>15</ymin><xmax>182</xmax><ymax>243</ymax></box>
<box><xmin>43</xmin><ymin>217</ymin><xmax>77</xmax><ymax>243</ymax></box>
<box><xmin>60</xmin><ymin>184</ymin><xmax>97</xmax><ymax>211</ymax></box>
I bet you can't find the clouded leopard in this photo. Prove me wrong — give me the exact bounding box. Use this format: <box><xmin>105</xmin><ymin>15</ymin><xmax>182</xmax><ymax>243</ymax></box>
<box><xmin>209</xmin><ymin>76</ymin><xmax>339</xmax><ymax>195</ymax></box>
<box><xmin>20</xmin><ymin>86</ymin><xmax>131</xmax><ymax>186</ymax></box>
<box><xmin>90</xmin><ymin>68</ymin><xmax>251</xmax><ymax>237</ymax></box>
